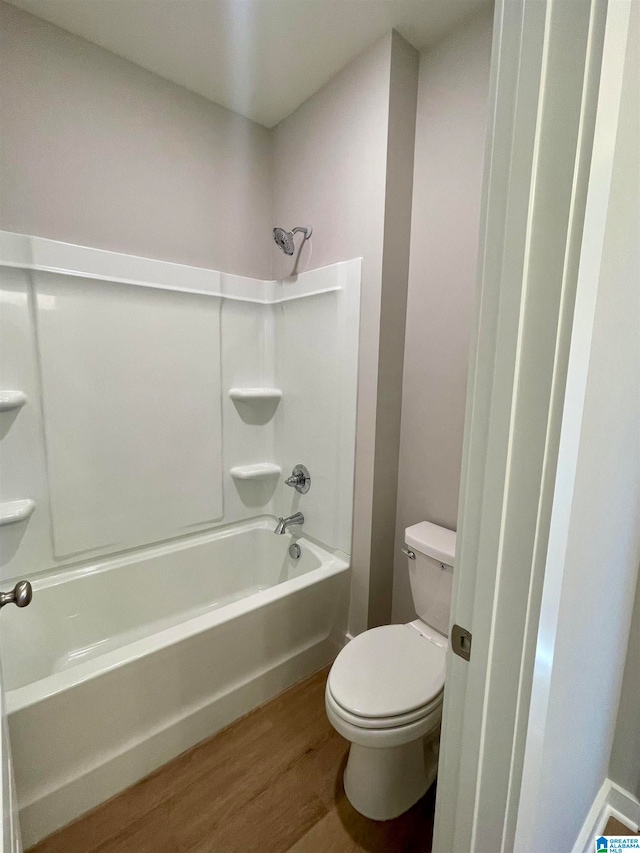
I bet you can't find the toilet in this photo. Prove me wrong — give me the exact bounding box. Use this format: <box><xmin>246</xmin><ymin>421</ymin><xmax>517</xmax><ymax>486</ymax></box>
<box><xmin>325</xmin><ymin>520</ymin><xmax>455</xmax><ymax>821</ymax></box>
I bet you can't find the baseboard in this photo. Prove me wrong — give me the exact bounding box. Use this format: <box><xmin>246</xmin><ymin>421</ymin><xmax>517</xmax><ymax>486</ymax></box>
<box><xmin>572</xmin><ymin>780</ymin><xmax>611</xmax><ymax>853</ymax></box>
<box><xmin>572</xmin><ymin>779</ymin><xmax>640</xmax><ymax>853</ymax></box>
<box><xmin>608</xmin><ymin>781</ymin><xmax>640</xmax><ymax>831</ymax></box>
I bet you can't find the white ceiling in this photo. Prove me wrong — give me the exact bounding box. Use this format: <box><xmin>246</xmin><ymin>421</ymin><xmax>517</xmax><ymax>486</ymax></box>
<box><xmin>8</xmin><ymin>0</ymin><xmax>489</xmax><ymax>127</ymax></box>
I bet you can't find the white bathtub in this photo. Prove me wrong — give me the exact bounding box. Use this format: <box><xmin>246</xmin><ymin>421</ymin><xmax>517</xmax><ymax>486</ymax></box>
<box><xmin>0</xmin><ymin>518</ymin><xmax>350</xmax><ymax>847</ymax></box>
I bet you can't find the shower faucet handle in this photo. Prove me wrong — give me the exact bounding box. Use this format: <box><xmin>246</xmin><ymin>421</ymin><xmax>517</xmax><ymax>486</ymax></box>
<box><xmin>284</xmin><ymin>464</ymin><xmax>311</xmax><ymax>494</ymax></box>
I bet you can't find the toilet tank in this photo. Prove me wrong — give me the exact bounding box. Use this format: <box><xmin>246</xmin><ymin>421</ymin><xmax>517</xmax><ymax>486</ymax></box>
<box><xmin>405</xmin><ymin>521</ymin><xmax>456</xmax><ymax>637</ymax></box>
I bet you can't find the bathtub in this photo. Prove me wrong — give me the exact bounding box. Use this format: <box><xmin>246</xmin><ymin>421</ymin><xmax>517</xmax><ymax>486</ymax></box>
<box><xmin>0</xmin><ymin>518</ymin><xmax>350</xmax><ymax>847</ymax></box>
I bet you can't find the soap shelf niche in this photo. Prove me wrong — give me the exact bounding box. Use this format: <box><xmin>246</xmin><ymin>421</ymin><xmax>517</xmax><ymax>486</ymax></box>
<box><xmin>0</xmin><ymin>499</ymin><xmax>35</xmax><ymax>526</ymax></box>
<box><xmin>0</xmin><ymin>391</ymin><xmax>27</xmax><ymax>412</ymax></box>
<box><xmin>230</xmin><ymin>464</ymin><xmax>282</xmax><ymax>482</ymax></box>
<box><xmin>228</xmin><ymin>388</ymin><xmax>282</xmax><ymax>403</ymax></box>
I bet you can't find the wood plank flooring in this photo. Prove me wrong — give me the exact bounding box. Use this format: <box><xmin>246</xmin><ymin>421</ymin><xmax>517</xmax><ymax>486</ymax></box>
<box><xmin>29</xmin><ymin>667</ymin><xmax>435</xmax><ymax>853</ymax></box>
<box><xmin>604</xmin><ymin>816</ymin><xmax>640</xmax><ymax>837</ymax></box>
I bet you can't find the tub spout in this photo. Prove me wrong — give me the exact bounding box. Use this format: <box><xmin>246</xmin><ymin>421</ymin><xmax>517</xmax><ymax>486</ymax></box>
<box><xmin>274</xmin><ymin>512</ymin><xmax>304</xmax><ymax>534</ymax></box>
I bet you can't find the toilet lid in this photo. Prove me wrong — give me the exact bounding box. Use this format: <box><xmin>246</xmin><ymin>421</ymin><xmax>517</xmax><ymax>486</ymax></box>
<box><xmin>328</xmin><ymin>624</ymin><xmax>446</xmax><ymax>718</ymax></box>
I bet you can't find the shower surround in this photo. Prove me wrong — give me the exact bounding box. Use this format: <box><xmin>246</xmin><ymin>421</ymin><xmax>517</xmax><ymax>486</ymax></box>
<box><xmin>0</xmin><ymin>231</ymin><xmax>360</xmax><ymax>845</ymax></box>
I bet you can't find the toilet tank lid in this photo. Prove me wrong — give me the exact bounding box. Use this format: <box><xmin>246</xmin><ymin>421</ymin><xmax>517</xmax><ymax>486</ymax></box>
<box><xmin>405</xmin><ymin>521</ymin><xmax>456</xmax><ymax>565</ymax></box>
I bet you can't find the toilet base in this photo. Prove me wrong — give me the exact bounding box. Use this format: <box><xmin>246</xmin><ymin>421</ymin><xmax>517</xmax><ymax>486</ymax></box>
<box><xmin>342</xmin><ymin>727</ymin><xmax>440</xmax><ymax>821</ymax></box>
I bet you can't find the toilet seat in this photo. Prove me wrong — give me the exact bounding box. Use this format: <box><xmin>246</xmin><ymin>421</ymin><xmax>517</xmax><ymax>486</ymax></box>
<box><xmin>328</xmin><ymin>623</ymin><xmax>447</xmax><ymax>721</ymax></box>
<box><xmin>326</xmin><ymin>682</ymin><xmax>443</xmax><ymax>730</ymax></box>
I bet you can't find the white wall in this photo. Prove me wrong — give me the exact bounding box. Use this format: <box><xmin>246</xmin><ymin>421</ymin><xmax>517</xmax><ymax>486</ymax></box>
<box><xmin>610</xmin><ymin>564</ymin><xmax>640</xmax><ymax>800</ymax></box>
<box><xmin>607</xmin><ymin>0</ymin><xmax>640</xmax><ymax>806</ymax></box>
<box><xmin>392</xmin><ymin>9</ymin><xmax>493</xmax><ymax>623</ymax></box>
<box><xmin>0</xmin><ymin>1</ymin><xmax>273</xmax><ymax>278</ymax></box>
<box><xmin>271</xmin><ymin>33</ymin><xmax>391</xmax><ymax>637</ymax></box>
<box><xmin>0</xmin><ymin>233</ymin><xmax>360</xmax><ymax>583</ymax></box>
<box><xmin>517</xmin><ymin>3</ymin><xmax>640</xmax><ymax>847</ymax></box>
<box><xmin>273</xmin><ymin>262</ymin><xmax>361</xmax><ymax>555</ymax></box>
<box><xmin>272</xmin><ymin>32</ymin><xmax>418</xmax><ymax>633</ymax></box>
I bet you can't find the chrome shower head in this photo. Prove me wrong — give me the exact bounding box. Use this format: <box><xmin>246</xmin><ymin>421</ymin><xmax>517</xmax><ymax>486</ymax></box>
<box><xmin>273</xmin><ymin>225</ymin><xmax>313</xmax><ymax>255</ymax></box>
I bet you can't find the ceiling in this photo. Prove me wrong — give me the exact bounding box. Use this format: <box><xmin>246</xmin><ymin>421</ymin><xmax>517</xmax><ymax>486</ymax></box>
<box><xmin>8</xmin><ymin>0</ymin><xmax>489</xmax><ymax>127</ymax></box>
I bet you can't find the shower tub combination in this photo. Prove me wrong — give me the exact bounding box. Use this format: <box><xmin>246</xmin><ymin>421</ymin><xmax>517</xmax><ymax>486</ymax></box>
<box><xmin>0</xmin><ymin>232</ymin><xmax>360</xmax><ymax>846</ymax></box>
<box><xmin>1</xmin><ymin>518</ymin><xmax>350</xmax><ymax>847</ymax></box>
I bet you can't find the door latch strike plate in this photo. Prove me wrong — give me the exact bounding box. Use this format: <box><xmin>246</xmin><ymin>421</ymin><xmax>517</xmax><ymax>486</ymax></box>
<box><xmin>452</xmin><ymin>624</ymin><xmax>472</xmax><ymax>661</ymax></box>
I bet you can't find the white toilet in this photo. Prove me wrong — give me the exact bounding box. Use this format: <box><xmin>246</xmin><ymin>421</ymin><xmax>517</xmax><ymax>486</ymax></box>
<box><xmin>325</xmin><ymin>520</ymin><xmax>455</xmax><ymax>821</ymax></box>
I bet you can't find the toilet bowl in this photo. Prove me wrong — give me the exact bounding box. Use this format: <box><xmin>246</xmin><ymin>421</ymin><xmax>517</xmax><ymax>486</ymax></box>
<box><xmin>326</xmin><ymin>521</ymin><xmax>455</xmax><ymax>820</ymax></box>
<box><xmin>326</xmin><ymin>620</ymin><xmax>446</xmax><ymax>820</ymax></box>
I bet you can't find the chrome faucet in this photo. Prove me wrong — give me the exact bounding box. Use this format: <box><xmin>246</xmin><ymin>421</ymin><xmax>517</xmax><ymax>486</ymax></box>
<box><xmin>274</xmin><ymin>512</ymin><xmax>304</xmax><ymax>535</ymax></box>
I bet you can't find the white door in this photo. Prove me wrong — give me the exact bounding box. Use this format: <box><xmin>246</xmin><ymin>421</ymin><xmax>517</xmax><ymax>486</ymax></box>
<box><xmin>433</xmin><ymin>0</ymin><xmax>612</xmax><ymax>850</ymax></box>
<box><xmin>1</xmin><ymin>656</ymin><xmax>21</xmax><ymax>853</ymax></box>
<box><xmin>0</xmin><ymin>663</ymin><xmax>22</xmax><ymax>853</ymax></box>
<box><xmin>0</xmin><ymin>583</ymin><xmax>31</xmax><ymax>853</ymax></box>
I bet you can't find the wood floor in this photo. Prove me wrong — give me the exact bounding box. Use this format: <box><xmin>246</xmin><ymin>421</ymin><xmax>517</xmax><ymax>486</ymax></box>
<box><xmin>604</xmin><ymin>816</ymin><xmax>640</xmax><ymax>837</ymax></box>
<box><xmin>29</xmin><ymin>667</ymin><xmax>435</xmax><ymax>853</ymax></box>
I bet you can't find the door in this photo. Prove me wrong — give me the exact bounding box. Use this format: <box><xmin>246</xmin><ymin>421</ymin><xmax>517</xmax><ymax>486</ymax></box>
<box><xmin>1</xmin><ymin>653</ymin><xmax>21</xmax><ymax>853</ymax></box>
<box><xmin>433</xmin><ymin>0</ymin><xmax>610</xmax><ymax>849</ymax></box>
<box><xmin>0</xmin><ymin>580</ymin><xmax>32</xmax><ymax>853</ymax></box>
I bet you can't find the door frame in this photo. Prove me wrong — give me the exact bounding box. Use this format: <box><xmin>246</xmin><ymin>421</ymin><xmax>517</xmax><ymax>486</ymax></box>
<box><xmin>433</xmin><ymin>0</ymin><xmax>613</xmax><ymax>849</ymax></box>
<box><xmin>1</xmin><ymin>655</ymin><xmax>21</xmax><ymax>853</ymax></box>
<box><xmin>515</xmin><ymin>0</ymin><xmax>636</xmax><ymax>846</ymax></box>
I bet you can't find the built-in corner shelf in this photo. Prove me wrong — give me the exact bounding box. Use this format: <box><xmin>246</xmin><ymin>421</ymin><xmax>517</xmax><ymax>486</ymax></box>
<box><xmin>0</xmin><ymin>499</ymin><xmax>35</xmax><ymax>526</ymax></box>
<box><xmin>230</xmin><ymin>464</ymin><xmax>282</xmax><ymax>482</ymax></box>
<box><xmin>228</xmin><ymin>388</ymin><xmax>282</xmax><ymax>403</ymax></box>
<box><xmin>0</xmin><ymin>391</ymin><xmax>27</xmax><ymax>412</ymax></box>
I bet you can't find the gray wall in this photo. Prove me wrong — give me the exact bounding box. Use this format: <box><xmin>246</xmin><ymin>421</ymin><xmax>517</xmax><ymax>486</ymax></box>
<box><xmin>272</xmin><ymin>32</ymin><xmax>418</xmax><ymax>634</ymax></box>
<box><xmin>369</xmin><ymin>33</ymin><xmax>419</xmax><ymax>627</ymax></box>
<box><xmin>608</xmin><ymin>2</ymin><xmax>640</xmax><ymax>803</ymax></box>
<box><xmin>0</xmin><ymin>0</ymin><xmax>496</xmax><ymax>639</ymax></box>
<box><xmin>392</xmin><ymin>8</ymin><xmax>493</xmax><ymax>622</ymax></box>
<box><xmin>0</xmin><ymin>1</ymin><xmax>421</xmax><ymax>637</ymax></box>
<box><xmin>0</xmin><ymin>1</ymin><xmax>273</xmax><ymax>278</ymax></box>
<box><xmin>610</xmin><ymin>563</ymin><xmax>640</xmax><ymax>799</ymax></box>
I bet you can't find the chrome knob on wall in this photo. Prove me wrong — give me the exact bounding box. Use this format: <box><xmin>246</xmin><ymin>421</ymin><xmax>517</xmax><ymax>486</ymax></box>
<box><xmin>285</xmin><ymin>464</ymin><xmax>310</xmax><ymax>494</ymax></box>
<box><xmin>0</xmin><ymin>580</ymin><xmax>33</xmax><ymax>610</ymax></box>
